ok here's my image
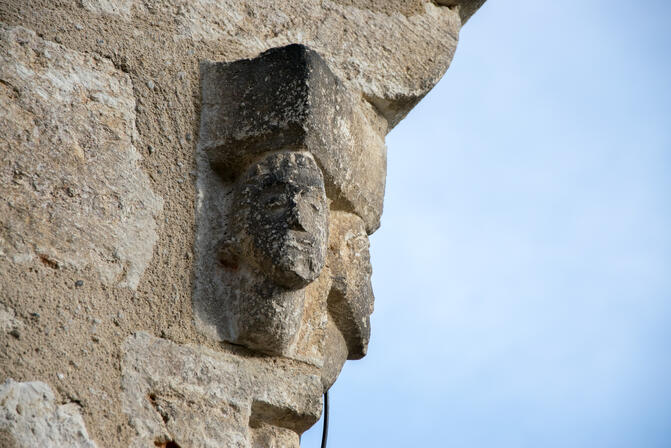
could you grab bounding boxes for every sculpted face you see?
[320,211,375,390]
[327,211,374,359]
[234,151,328,289]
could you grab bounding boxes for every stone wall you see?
[0,1,485,446]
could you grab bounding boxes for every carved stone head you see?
[231,151,329,289]
[327,211,374,360]
[196,45,381,369]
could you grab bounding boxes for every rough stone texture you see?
[0,304,23,338]
[286,271,332,370]
[215,151,329,355]
[327,211,374,360]
[199,45,386,233]
[79,0,134,18]
[174,0,462,127]
[230,151,329,290]
[0,25,163,289]
[121,332,321,448]
[0,379,97,448]
[193,152,327,359]
[0,0,486,445]
[319,319,349,391]
[193,149,331,360]
[436,0,487,24]
[194,47,379,367]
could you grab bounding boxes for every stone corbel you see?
[194,44,384,391]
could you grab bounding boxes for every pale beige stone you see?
[198,46,387,232]
[174,0,461,127]
[249,423,299,448]
[0,303,23,335]
[78,0,136,17]
[121,332,322,448]
[0,380,97,448]
[0,25,163,289]
[286,268,332,369]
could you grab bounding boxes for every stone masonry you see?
[0,1,486,446]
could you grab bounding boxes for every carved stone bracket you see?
[199,44,387,233]
[194,44,381,393]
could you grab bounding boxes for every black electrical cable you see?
[321,391,329,448]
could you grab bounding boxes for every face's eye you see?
[259,185,290,210]
[350,235,369,253]
[265,196,285,208]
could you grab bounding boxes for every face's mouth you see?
[249,227,326,288]
[282,230,318,253]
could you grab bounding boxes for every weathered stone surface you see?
[194,151,329,357]
[0,303,23,337]
[436,0,487,23]
[320,318,348,392]
[230,151,329,290]
[286,268,331,369]
[61,0,472,127]
[249,423,299,448]
[327,211,374,359]
[0,0,487,445]
[79,0,135,17]
[194,48,379,369]
[121,332,322,448]
[0,25,162,289]
[0,379,97,448]
[175,0,462,127]
[200,44,386,232]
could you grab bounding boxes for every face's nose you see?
[287,193,306,232]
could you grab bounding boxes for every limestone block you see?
[229,151,329,290]
[200,44,386,232]
[79,0,136,17]
[0,25,163,289]
[121,333,322,448]
[249,423,299,448]
[0,379,97,448]
[174,0,464,127]
[0,303,23,337]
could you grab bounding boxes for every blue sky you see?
[303,1,671,446]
